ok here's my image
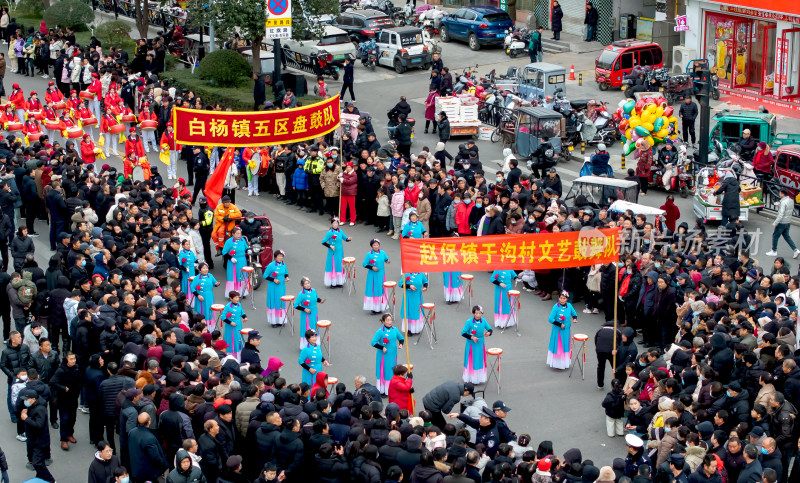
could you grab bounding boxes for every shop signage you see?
[674,15,689,32]
[719,6,800,24]
[776,37,788,94]
[636,17,654,42]
[499,0,507,12]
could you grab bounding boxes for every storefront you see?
[686,0,800,108]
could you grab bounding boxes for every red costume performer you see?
[125,128,145,158]
[80,134,96,164]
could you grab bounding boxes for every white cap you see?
[625,434,644,448]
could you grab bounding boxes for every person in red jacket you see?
[159,122,179,179]
[404,177,422,208]
[1,104,20,127]
[66,90,82,113]
[80,133,96,164]
[76,100,98,142]
[138,103,158,153]
[125,127,145,159]
[100,108,120,157]
[388,364,414,412]
[659,194,681,234]
[44,82,64,108]
[24,118,44,143]
[171,177,191,201]
[752,142,774,179]
[26,91,43,113]
[41,102,58,142]
[340,161,358,225]
[454,194,474,235]
[123,152,139,179]
[8,83,25,122]
[87,72,103,121]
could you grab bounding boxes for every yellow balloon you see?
[646,135,655,146]
[642,122,655,132]
[669,133,678,141]
[625,128,633,140]
[629,117,641,129]
[655,106,665,118]
[646,104,658,114]
[668,116,678,124]
[656,128,669,138]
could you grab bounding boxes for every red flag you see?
[203,147,234,209]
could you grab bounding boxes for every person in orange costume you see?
[80,134,96,164]
[212,195,242,253]
[125,127,145,159]
[123,152,139,179]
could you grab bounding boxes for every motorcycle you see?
[245,237,263,290]
[358,40,378,71]
[479,88,504,125]
[503,28,529,58]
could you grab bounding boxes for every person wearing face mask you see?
[319,154,343,217]
[19,388,56,482]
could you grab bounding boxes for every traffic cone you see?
[569,64,576,80]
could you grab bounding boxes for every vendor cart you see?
[436,95,480,137]
[563,176,639,206]
[692,166,764,222]
[514,106,563,158]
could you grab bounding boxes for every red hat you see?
[214,340,228,350]
[48,81,54,86]
[166,122,173,127]
[129,127,136,133]
[92,73,98,78]
[82,133,89,139]
[537,459,552,472]
[12,83,19,89]
[213,398,233,410]
[30,91,37,95]
[178,177,186,184]
[70,90,77,94]
[346,162,353,167]
[143,102,150,107]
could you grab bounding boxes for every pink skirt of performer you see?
[324,270,346,287]
[547,334,571,369]
[463,346,487,384]
[267,307,286,326]
[402,317,423,334]
[444,286,464,303]
[377,358,390,394]
[363,294,387,312]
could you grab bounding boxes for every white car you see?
[282,26,358,80]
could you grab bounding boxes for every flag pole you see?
[612,261,619,374]
[400,242,413,414]
[338,130,343,221]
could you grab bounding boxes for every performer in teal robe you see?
[222,227,250,297]
[321,218,351,287]
[178,240,197,300]
[443,271,464,303]
[370,313,404,394]
[400,272,428,334]
[547,291,578,370]
[401,212,426,238]
[461,305,493,384]
[192,263,220,326]
[265,250,289,327]
[490,270,517,328]
[298,329,329,386]
[294,277,325,349]
[221,291,247,359]
[363,238,390,313]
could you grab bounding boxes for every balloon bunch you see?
[613,96,679,156]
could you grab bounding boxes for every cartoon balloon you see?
[654,117,664,131]
[619,119,629,132]
[634,125,650,137]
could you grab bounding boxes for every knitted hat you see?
[538,459,552,472]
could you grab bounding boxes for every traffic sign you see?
[266,0,292,38]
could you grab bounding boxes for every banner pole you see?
[338,131,343,221]
[612,262,619,375]
[400,245,414,414]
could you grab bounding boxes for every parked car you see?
[375,26,432,73]
[594,39,663,90]
[440,6,513,51]
[282,26,357,79]
[336,9,396,44]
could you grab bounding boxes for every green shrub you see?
[15,0,45,18]
[94,20,131,49]
[43,0,94,30]
[164,52,178,72]
[195,49,252,88]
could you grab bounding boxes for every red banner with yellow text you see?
[400,228,622,273]
[172,96,341,147]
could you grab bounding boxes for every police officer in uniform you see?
[304,146,325,216]
[192,146,210,202]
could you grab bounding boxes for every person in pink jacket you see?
[340,162,358,225]
[389,183,405,239]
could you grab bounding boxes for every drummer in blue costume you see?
[321,218,351,288]
[370,313,405,394]
[294,277,325,349]
[178,239,197,298]
[221,290,247,360]
[222,226,250,297]
[400,272,428,334]
[490,270,517,328]
[265,250,289,327]
[461,305,493,384]
[363,238,391,314]
[547,291,578,370]
[298,329,329,386]
[192,262,220,326]
[401,210,426,239]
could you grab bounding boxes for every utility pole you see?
[696,68,711,166]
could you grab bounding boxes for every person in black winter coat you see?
[273,417,305,482]
[439,68,453,96]
[1,330,30,421]
[50,351,82,447]
[255,412,283,471]
[396,434,424,481]
[709,334,734,384]
[340,58,355,102]
[314,442,350,483]
[199,419,227,483]
[128,413,169,483]
[20,169,39,234]
[253,73,266,111]
[583,2,598,41]
[161,393,195,467]
[19,389,55,482]
[595,320,621,389]
[88,440,120,483]
[99,362,135,449]
[601,379,626,437]
[551,1,563,40]
[713,172,741,226]
[45,183,68,251]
